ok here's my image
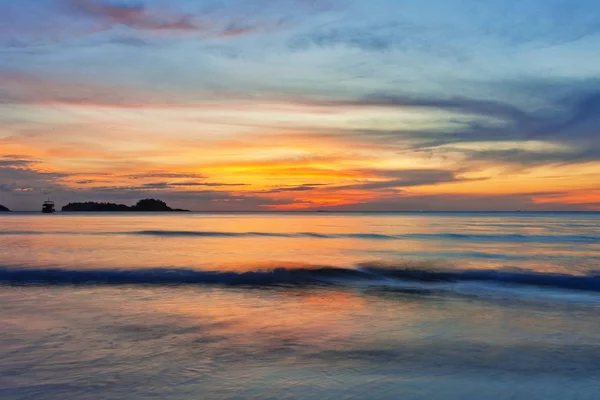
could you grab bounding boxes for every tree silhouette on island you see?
[62,198,189,212]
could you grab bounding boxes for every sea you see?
[1,212,599,400]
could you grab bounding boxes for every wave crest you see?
[1,265,600,293]
[2,230,597,243]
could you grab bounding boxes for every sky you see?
[0,0,599,211]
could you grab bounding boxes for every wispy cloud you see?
[115,181,247,190]
[260,183,328,194]
[126,172,208,180]
[289,21,431,53]
[65,0,201,32]
[330,169,470,191]
[0,0,290,48]
[0,158,37,168]
[284,84,600,169]
[0,156,69,193]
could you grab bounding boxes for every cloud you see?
[107,36,150,46]
[324,191,597,212]
[462,147,600,168]
[247,169,482,210]
[331,169,468,191]
[0,71,166,107]
[290,23,400,52]
[131,181,246,189]
[277,82,600,169]
[357,88,600,148]
[260,183,327,194]
[340,95,532,126]
[0,158,37,168]
[65,0,201,32]
[126,172,207,180]
[288,19,464,61]
[170,181,246,187]
[0,0,281,48]
[218,22,261,38]
[0,156,69,193]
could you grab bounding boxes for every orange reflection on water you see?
[2,213,596,277]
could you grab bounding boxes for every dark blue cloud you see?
[329,169,472,191]
[0,158,69,193]
[300,79,600,166]
[260,184,328,194]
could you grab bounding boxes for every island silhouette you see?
[0,204,9,212]
[62,198,189,212]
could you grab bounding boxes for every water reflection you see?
[1,213,599,274]
[2,213,600,398]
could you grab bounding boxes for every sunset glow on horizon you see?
[1,0,599,211]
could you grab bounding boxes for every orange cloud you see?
[532,189,600,207]
[2,71,599,211]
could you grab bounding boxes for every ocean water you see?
[1,212,600,400]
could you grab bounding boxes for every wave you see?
[134,231,600,243]
[136,230,296,238]
[409,233,600,243]
[1,230,599,243]
[2,265,600,294]
[0,266,356,286]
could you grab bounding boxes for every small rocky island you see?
[62,198,189,212]
[0,204,10,212]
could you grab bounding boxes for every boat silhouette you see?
[42,199,56,214]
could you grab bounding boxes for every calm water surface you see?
[1,212,600,399]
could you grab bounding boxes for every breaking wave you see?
[132,231,600,243]
[2,265,600,294]
[1,230,599,243]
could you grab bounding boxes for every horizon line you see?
[2,210,599,214]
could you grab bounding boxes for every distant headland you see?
[62,198,189,212]
[0,204,9,212]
